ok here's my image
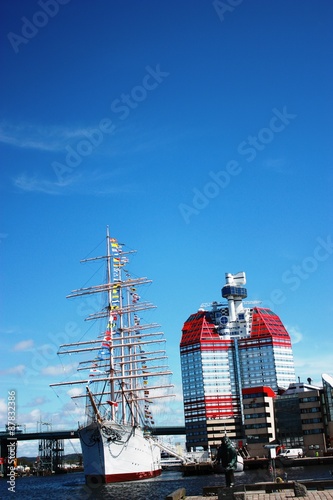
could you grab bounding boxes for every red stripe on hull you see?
[86,468,161,485]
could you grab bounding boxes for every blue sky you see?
[1,0,332,456]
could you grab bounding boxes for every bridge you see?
[0,426,186,441]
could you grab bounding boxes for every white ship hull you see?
[79,421,161,484]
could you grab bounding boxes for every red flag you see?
[106,400,118,407]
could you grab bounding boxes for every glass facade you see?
[322,374,333,422]
[274,395,304,447]
[180,286,296,450]
[322,374,333,449]
[222,285,248,298]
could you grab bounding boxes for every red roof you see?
[242,385,276,398]
[250,308,291,341]
[180,307,292,347]
[180,312,219,346]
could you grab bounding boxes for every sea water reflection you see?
[1,465,332,500]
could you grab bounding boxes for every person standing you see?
[214,435,238,487]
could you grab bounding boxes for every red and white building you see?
[180,272,296,452]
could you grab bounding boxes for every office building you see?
[180,272,296,452]
[274,374,333,457]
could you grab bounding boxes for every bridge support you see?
[36,437,64,473]
[0,437,17,477]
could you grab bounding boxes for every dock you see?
[276,455,333,468]
[182,459,268,476]
[182,493,333,499]
[244,455,333,469]
[181,455,333,475]
[166,480,333,500]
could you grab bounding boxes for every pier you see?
[181,455,333,475]
[166,480,333,499]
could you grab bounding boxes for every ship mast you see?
[105,226,116,420]
[50,228,175,430]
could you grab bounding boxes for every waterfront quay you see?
[182,455,333,475]
[183,493,333,500]
[166,480,333,500]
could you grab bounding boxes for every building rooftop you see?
[282,382,321,395]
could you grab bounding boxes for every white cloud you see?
[0,129,60,152]
[0,121,101,152]
[262,158,292,174]
[0,364,26,375]
[17,440,40,458]
[294,353,333,386]
[24,396,51,408]
[41,363,77,376]
[67,387,84,398]
[28,408,44,422]
[0,398,7,416]
[0,326,22,335]
[286,325,303,344]
[1,120,139,196]
[13,339,34,351]
[12,169,135,196]
[13,173,72,195]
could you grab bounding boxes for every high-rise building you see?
[180,272,296,452]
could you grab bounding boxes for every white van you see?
[278,448,303,458]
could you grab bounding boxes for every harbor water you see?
[1,465,333,500]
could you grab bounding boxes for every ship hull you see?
[79,421,161,484]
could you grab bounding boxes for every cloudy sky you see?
[1,0,332,456]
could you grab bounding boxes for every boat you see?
[160,454,183,471]
[182,455,244,476]
[182,449,244,475]
[50,228,174,484]
[161,446,244,474]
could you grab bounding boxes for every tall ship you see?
[51,228,174,484]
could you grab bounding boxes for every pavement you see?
[187,492,333,499]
